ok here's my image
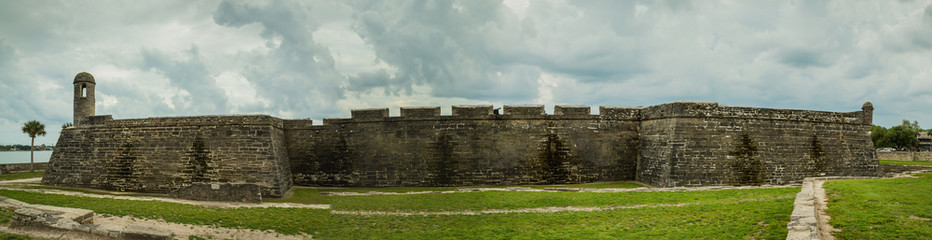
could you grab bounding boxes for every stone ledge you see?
[122,225,174,240]
[2,196,174,240]
[166,183,262,203]
[786,179,818,240]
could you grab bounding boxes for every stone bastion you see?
[43,72,880,198]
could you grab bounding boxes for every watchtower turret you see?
[73,72,95,126]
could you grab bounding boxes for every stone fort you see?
[43,72,880,198]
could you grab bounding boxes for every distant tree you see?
[62,122,73,129]
[884,125,919,150]
[871,125,888,147]
[902,119,921,132]
[21,120,47,172]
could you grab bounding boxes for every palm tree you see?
[21,120,46,172]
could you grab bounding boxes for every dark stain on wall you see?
[429,134,460,186]
[527,126,580,184]
[810,134,826,174]
[316,130,352,186]
[184,136,215,184]
[101,140,139,191]
[729,133,762,185]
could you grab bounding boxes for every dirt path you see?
[0,215,312,240]
[812,180,836,240]
[93,215,312,240]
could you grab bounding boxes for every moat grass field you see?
[878,159,932,166]
[0,171,43,181]
[823,172,932,240]
[0,183,796,239]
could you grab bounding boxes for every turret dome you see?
[74,72,95,84]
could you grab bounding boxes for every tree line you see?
[0,144,53,151]
[871,119,930,151]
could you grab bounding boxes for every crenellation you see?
[401,106,441,118]
[503,105,545,117]
[599,106,642,120]
[282,119,314,129]
[452,105,493,117]
[351,108,389,120]
[554,105,591,116]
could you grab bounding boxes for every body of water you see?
[0,151,52,164]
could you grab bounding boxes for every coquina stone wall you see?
[45,101,879,197]
[286,105,640,187]
[877,152,932,161]
[0,163,49,174]
[286,102,878,188]
[42,115,291,197]
[636,101,878,187]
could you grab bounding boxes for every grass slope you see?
[879,160,932,166]
[0,171,44,181]
[0,186,795,239]
[824,172,932,239]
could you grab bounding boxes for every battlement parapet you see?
[504,105,545,117]
[599,106,642,120]
[351,108,389,120]
[555,105,591,116]
[312,102,870,125]
[453,105,493,117]
[83,115,285,128]
[283,119,314,129]
[401,106,441,118]
[639,101,867,124]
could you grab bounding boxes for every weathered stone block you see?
[504,105,545,116]
[166,183,262,203]
[351,108,389,120]
[401,106,441,118]
[452,105,492,117]
[122,225,174,240]
[554,105,590,116]
[599,106,641,120]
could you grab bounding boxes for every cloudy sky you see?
[1,0,931,145]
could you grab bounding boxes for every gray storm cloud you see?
[1,0,932,145]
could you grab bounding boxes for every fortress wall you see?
[285,106,640,187]
[877,151,932,161]
[637,102,878,187]
[48,99,879,193]
[43,115,291,197]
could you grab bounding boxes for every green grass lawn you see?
[823,172,932,239]
[268,181,645,205]
[0,171,44,181]
[328,187,796,212]
[0,185,795,239]
[879,160,932,166]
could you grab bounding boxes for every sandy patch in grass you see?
[93,215,312,240]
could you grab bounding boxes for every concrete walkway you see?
[785,169,931,240]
